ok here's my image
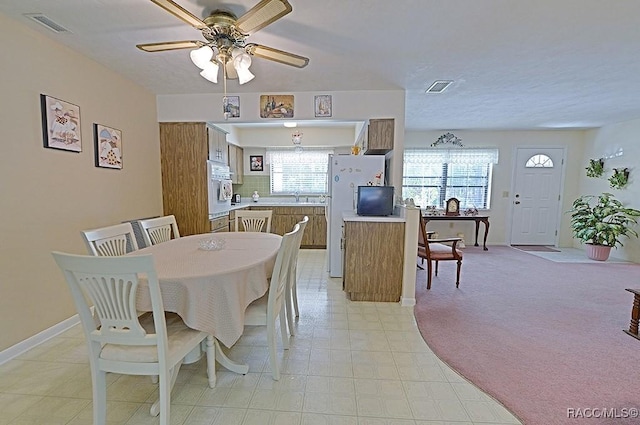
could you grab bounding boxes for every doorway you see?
[510,147,565,245]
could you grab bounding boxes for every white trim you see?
[400,296,416,307]
[0,313,81,366]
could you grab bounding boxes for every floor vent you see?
[24,13,71,33]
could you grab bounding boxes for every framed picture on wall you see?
[223,96,240,118]
[314,94,332,117]
[260,95,294,118]
[40,94,82,152]
[94,124,123,169]
[250,155,264,171]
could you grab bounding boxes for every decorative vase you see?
[252,191,260,202]
[585,244,611,261]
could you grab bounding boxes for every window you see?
[403,148,499,209]
[267,149,334,195]
[525,154,553,168]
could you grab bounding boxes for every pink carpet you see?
[414,246,640,425]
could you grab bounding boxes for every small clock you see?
[445,197,460,216]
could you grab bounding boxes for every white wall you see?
[404,130,587,246]
[0,14,162,352]
[578,121,640,261]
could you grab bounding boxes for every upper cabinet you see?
[228,143,244,184]
[208,125,229,165]
[364,118,394,155]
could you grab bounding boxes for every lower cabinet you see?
[210,214,230,233]
[248,205,326,248]
[343,220,405,302]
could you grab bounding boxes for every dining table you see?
[129,231,282,380]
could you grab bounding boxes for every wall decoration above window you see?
[608,167,629,189]
[585,158,604,178]
[314,95,332,117]
[260,95,294,118]
[431,132,464,147]
[40,94,82,152]
[94,124,122,169]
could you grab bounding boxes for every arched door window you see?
[525,154,553,168]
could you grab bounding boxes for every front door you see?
[510,147,565,245]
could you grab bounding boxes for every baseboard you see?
[400,296,416,307]
[0,313,81,366]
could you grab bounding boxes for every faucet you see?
[294,191,300,202]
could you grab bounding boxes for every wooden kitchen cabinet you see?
[364,118,394,154]
[228,143,244,184]
[159,122,210,236]
[312,207,327,247]
[249,205,326,248]
[343,220,404,301]
[210,214,230,233]
[207,125,228,165]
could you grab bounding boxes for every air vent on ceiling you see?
[24,13,71,33]
[426,80,453,94]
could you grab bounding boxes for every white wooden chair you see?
[286,216,309,337]
[138,215,180,246]
[234,210,273,233]
[243,223,301,380]
[81,222,138,256]
[51,252,215,425]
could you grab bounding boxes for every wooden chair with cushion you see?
[51,252,215,425]
[234,210,272,233]
[243,222,301,380]
[418,216,463,289]
[138,215,180,246]
[81,222,138,256]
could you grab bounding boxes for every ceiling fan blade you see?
[246,44,309,68]
[136,40,204,52]
[235,0,292,35]
[150,0,208,30]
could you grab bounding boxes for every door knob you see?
[514,201,521,204]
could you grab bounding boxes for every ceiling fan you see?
[137,0,309,85]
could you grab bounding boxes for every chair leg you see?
[93,369,107,425]
[435,261,439,276]
[285,277,296,337]
[456,260,462,288]
[292,270,300,319]
[426,260,433,290]
[267,320,280,381]
[280,310,290,350]
[158,367,171,425]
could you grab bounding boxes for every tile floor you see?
[0,250,521,425]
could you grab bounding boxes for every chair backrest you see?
[268,224,301,319]
[81,222,139,256]
[235,210,273,233]
[51,252,168,356]
[138,215,180,246]
[293,216,309,262]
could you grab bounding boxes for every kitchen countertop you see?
[230,200,327,208]
[342,210,405,223]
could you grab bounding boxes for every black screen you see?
[357,186,394,216]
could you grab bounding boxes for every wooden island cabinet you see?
[343,215,405,302]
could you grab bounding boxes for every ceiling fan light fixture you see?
[232,50,255,84]
[190,45,214,69]
[200,61,219,83]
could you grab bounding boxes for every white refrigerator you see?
[326,154,386,277]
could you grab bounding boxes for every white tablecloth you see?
[131,232,282,347]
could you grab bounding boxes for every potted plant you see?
[608,167,629,189]
[586,158,605,178]
[568,192,640,260]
